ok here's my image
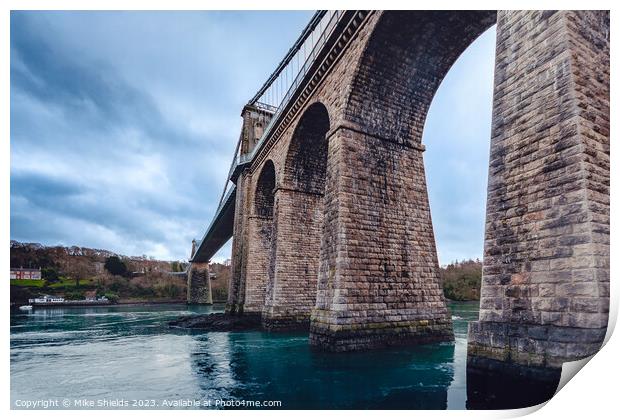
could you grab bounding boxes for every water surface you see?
[11,301,479,409]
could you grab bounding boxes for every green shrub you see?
[440,259,482,301]
[104,256,128,277]
[104,292,120,303]
[65,291,85,300]
[42,267,60,283]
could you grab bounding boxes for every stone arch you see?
[262,102,331,330]
[310,10,610,381]
[242,159,277,316]
[254,160,276,218]
[283,102,330,194]
[344,11,497,145]
[310,11,498,350]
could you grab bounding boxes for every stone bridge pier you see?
[466,10,609,408]
[187,261,212,305]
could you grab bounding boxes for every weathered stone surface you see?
[227,168,250,314]
[305,11,500,350]
[244,160,276,316]
[226,104,273,314]
[467,10,610,376]
[262,103,330,330]
[309,126,455,350]
[187,262,212,304]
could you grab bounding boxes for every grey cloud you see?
[10,10,312,260]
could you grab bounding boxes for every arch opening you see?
[262,102,330,330]
[242,160,277,316]
[346,11,496,146]
[422,25,496,299]
[284,102,330,194]
[254,160,276,218]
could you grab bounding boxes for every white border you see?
[2,1,617,419]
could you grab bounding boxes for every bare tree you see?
[62,259,94,287]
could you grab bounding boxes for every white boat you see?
[19,305,33,311]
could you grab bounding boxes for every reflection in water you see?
[466,357,561,409]
[216,331,454,409]
[11,302,476,409]
[446,302,480,409]
[191,333,236,402]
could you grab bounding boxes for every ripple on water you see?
[11,302,478,409]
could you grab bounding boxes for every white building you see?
[11,267,42,280]
[28,295,65,304]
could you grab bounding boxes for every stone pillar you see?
[227,169,251,314]
[243,214,272,316]
[309,125,453,351]
[187,262,212,304]
[467,10,609,409]
[262,187,323,330]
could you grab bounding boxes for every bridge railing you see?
[249,11,334,108]
[243,10,343,159]
[215,10,344,213]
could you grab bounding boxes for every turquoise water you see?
[10,301,479,409]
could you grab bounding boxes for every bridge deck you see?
[191,186,236,262]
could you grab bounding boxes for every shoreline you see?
[13,299,470,309]
[445,298,480,303]
[12,299,228,309]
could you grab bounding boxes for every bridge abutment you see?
[466,10,609,408]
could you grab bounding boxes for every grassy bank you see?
[10,274,187,305]
[11,278,96,288]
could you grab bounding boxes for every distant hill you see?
[10,240,232,305]
[10,240,180,275]
[10,240,190,304]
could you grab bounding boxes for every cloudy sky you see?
[10,11,496,264]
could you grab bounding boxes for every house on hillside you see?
[10,267,42,280]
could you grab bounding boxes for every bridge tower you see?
[187,239,213,304]
[227,104,274,315]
